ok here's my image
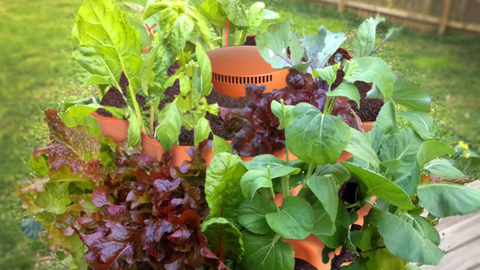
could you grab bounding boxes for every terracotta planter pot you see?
[92,112,129,143]
[207,46,289,98]
[362,121,374,133]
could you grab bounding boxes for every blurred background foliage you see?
[0,0,478,268]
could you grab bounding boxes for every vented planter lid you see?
[207,46,288,98]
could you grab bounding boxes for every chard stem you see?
[150,106,155,138]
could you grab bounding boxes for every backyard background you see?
[0,0,479,269]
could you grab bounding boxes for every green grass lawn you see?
[0,0,478,268]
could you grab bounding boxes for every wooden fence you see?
[311,0,480,34]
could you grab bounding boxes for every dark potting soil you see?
[244,35,256,46]
[327,48,353,66]
[96,86,127,117]
[349,81,384,122]
[294,258,318,270]
[176,91,246,146]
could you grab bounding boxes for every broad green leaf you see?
[63,104,126,124]
[407,215,440,245]
[327,82,361,108]
[155,102,182,151]
[205,153,247,222]
[72,45,120,87]
[263,9,280,20]
[286,103,351,166]
[256,20,310,73]
[373,100,397,135]
[201,217,244,262]
[308,175,339,222]
[316,202,349,248]
[399,111,433,140]
[416,141,455,166]
[364,125,386,152]
[393,161,420,197]
[417,183,480,217]
[35,182,71,215]
[247,2,265,28]
[392,75,431,111]
[372,209,443,265]
[375,248,408,270]
[194,117,211,146]
[75,0,142,89]
[424,159,464,178]
[200,0,226,27]
[351,15,386,58]
[346,127,380,168]
[126,107,140,146]
[304,25,346,68]
[240,170,272,199]
[379,129,424,174]
[238,195,277,234]
[345,57,394,102]
[241,231,295,270]
[244,155,300,179]
[217,0,248,27]
[195,45,213,97]
[313,66,336,86]
[29,154,49,177]
[381,160,403,179]
[213,135,232,155]
[140,46,159,96]
[311,200,335,236]
[312,163,351,186]
[266,196,314,239]
[21,217,44,240]
[342,162,415,209]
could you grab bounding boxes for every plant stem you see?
[281,175,290,198]
[324,96,331,114]
[326,97,338,115]
[358,245,386,255]
[128,84,146,134]
[149,106,155,138]
[96,85,104,100]
[305,164,315,182]
[270,186,280,211]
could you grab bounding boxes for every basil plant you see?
[63,0,219,150]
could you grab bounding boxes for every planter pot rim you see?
[92,111,127,123]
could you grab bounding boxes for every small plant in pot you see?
[64,0,227,166]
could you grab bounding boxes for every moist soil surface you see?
[243,35,256,46]
[294,258,318,270]
[350,81,383,122]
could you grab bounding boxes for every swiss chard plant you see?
[64,0,220,150]
[199,0,279,47]
[16,110,228,269]
[203,98,480,270]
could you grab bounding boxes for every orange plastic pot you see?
[92,112,129,144]
[362,121,374,133]
[207,46,289,98]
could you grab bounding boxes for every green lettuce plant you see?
[64,0,220,151]
[199,0,279,47]
[202,97,480,269]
